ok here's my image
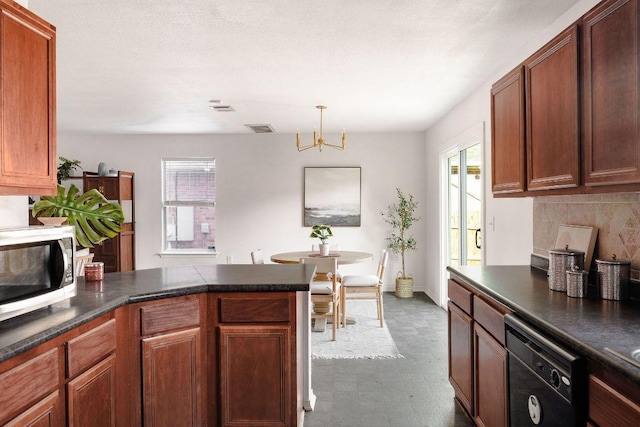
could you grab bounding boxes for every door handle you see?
[475,228,481,249]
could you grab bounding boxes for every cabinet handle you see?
[98,185,104,193]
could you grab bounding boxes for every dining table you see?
[271,250,374,332]
[270,250,373,265]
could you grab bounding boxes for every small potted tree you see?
[309,224,333,256]
[382,188,420,298]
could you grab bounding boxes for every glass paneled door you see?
[447,144,482,268]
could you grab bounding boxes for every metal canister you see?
[596,254,630,301]
[566,265,589,298]
[548,245,585,292]
[84,262,104,281]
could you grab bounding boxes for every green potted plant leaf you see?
[32,184,124,248]
[309,224,333,256]
[382,188,420,298]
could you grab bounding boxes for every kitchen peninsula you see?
[0,264,314,427]
[448,265,640,427]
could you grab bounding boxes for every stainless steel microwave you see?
[0,225,76,321]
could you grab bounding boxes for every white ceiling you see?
[28,0,581,135]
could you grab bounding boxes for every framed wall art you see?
[304,167,361,226]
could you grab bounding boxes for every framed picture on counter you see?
[304,167,361,227]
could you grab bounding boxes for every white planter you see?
[319,243,330,256]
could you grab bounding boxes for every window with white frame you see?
[162,158,216,253]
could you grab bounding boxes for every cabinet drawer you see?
[589,374,640,427]
[66,319,116,378]
[219,296,291,323]
[0,348,59,423]
[140,297,200,335]
[473,296,507,345]
[448,279,473,315]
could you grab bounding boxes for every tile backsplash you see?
[533,192,640,279]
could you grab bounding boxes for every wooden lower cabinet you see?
[0,348,62,427]
[0,291,302,427]
[447,301,473,414]
[589,372,640,427]
[142,328,203,426]
[67,355,116,427]
[218,325,292,427]
[210,292,298,427]
[130,294,206,427]
[447,277,509,427]
[0,313,121,427]
[5,391,61,427]
[473,324,507,427]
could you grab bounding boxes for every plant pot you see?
[395,275,414,298]
[319,243,331,256]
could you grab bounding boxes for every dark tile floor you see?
[304,292,475,427]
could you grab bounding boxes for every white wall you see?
[57,131,427,292]
[422,0,602,304]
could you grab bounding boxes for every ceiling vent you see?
[245,124,275,134]
[211,105,235,112]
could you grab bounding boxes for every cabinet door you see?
[473,323,508,427]
[0,4,56,196]
[0,348,59,425]
[525,25,580,190]
[589,374,640,427]
[93,237,119,273]
[67,355,116,427]
[84,177,118,200]
[142,328,202,427]
[447,301,473,415]
[118,230,134,272]
[491,66,526,194]
[218,325,292,427]
[583,0,640,186]
[4,392,60,427]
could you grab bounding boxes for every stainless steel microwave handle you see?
[57,239,70,285]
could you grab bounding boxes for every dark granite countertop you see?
[448,265,640,386]
[0,264,313,363]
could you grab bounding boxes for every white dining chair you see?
[301,256,342,340]
[340,249,388,327]
[311,243,342,281]
[250,249,264,264]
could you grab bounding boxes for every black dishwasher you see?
[505,314,587,426]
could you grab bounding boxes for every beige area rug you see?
[310,299,404,359]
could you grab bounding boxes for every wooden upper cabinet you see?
[491,66,526,194]
[525,25,580,191]
[583,0,640,186]
[0,2,56,196]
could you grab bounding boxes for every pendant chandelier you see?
[296,105,346,152]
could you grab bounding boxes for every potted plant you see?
[57,157,82,184]
[382,188,420,298]
[310,224,333,256]
[32,184,124,248]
